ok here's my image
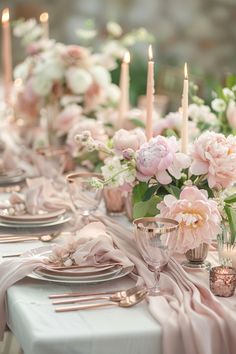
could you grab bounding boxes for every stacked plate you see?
[0,209,71,229]
[0,169,26,186]
[24,246,134,284]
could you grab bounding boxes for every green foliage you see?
[224,205,236,245]
[133,196,160,219]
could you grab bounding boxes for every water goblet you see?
[66,172,103,226]
[133,217,179,296]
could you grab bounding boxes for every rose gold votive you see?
[210,266,236,297]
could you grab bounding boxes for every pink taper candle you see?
[145,45,154,141]
[118,50,130,128]
[40,12,49,39]
[181,63,189,154]
[2,8,12,104]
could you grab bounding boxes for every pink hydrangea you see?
[190,131,236,189]
[113,128,146,153]
[157,186,221,253]
[136,136,190,184]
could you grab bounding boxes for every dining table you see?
[1,229,163,354]
[1,213,235,354]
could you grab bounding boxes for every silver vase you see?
[183,243,211,270]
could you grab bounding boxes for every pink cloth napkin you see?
[25,177,73,213]
[0,222,133,339]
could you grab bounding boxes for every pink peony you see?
[136,136,190,184]
[190,131,236,189]
[113,128,146,153]
[55,104,82,136]
[226,101,236,129]
[157,186,221,253]
[153,112,181,136]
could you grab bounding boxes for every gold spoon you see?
[52,286,145,305]
[0,232,60,243]
[55,290,147,312]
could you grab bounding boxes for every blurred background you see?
[1,0,236,109]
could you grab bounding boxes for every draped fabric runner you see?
[0,182,236,354]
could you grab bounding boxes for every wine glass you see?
[66,172,103,226]
[133,217,179,296]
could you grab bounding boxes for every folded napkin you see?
[0,222,133,339]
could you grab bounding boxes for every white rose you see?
[31,74,53,96]
[90,66,111,88]
[222,88,235,100]
[211,98,226,113]
[105,84,120,103]
[106,22,123,37]
[66,67,92,94]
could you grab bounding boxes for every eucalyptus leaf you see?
[130,118,146,128]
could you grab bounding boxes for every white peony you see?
[14,59,32,80]
[90,66,111,88]
[105,84,120,103]
[31,75,53,96]
[66,67,92,94]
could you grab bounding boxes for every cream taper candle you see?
[2,8,12,104]
[40,12,49,39]
[118,50,130,128]
[145,45,154,141]
[181,63,189,154]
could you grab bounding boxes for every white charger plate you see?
[0,209,66,223]
[29,265,133,284]
[0,213,71,229]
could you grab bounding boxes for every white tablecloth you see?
[1,232,235,354]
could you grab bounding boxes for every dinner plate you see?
[29,265,133,284]
[22,245,133,284]
[34,264,122,280]
[0,209,66,224]
[0,169,26,185]
[0,213,71,229]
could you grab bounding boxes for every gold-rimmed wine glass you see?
[133,217,179,296]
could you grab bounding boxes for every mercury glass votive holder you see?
[209,266,236,297]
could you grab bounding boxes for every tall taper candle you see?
[118,50,130,128]
[40,12,49,39]
[181,63,189,154]
[145,45,154,141]
[2,8,12,104]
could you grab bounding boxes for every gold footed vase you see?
[183,243,211,270]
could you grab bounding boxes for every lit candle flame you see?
[2,8,9,23]
[148,45,153,61]
[40,12,49,23]
[123,51,130,64]
[184,62,188,80]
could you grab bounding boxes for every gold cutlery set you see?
[49,286,148,312]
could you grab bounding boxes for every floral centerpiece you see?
[77,128,236,259]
